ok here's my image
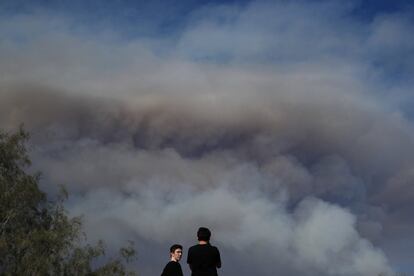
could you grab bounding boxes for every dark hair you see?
[170,244,183,253]
[197,227,211,242]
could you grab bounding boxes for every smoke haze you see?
[1,1,414,275]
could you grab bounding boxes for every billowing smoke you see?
[2,0,414,275]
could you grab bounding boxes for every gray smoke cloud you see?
[2,1,414,275]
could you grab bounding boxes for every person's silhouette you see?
[187,227,221,276]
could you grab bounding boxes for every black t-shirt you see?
[187,244,221,276]
[161,261,183,276]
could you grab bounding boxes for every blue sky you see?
[1,1,414,275]
[1,0,413,36]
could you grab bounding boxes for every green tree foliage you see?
[0,128,136,275]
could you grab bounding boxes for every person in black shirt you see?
[161,244,184,276]
[187,227,221,276]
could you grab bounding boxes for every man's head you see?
[197,227,211,242]
[169,244,183,262]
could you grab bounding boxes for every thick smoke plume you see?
[2,1,414,275]
[1,84,406,275]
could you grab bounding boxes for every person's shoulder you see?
[165,261,181,269]
[166,260,179,266]
[165,261,174,267]
[173,260,181,265]
[188,244,199,250]
[162,261,182,276]
[209,244,220,252]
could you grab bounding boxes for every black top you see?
[161,261,183,276]
[187,244,221,276]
